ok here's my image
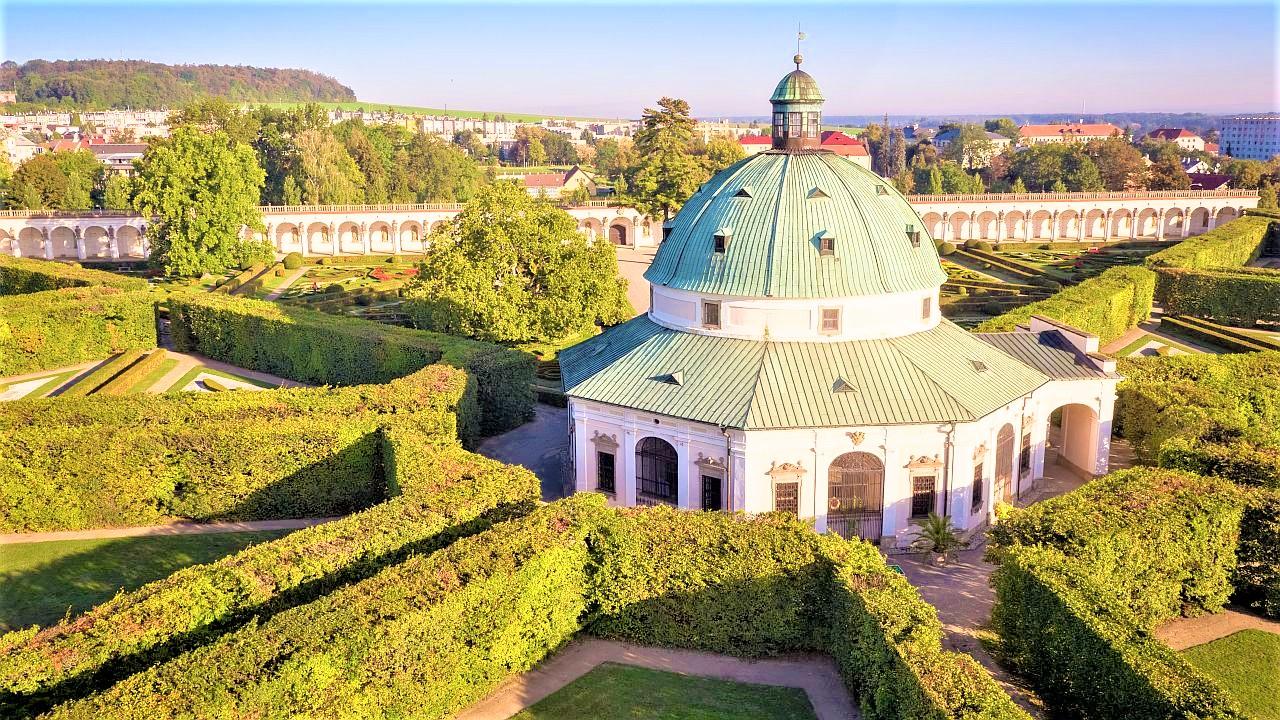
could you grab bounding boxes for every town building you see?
[1018,122,1122,145]
[819,130,871,168]
[1145,128,1206,153]
[90,143,147,176]
[1219,113,1280,161]
[1,129,41,165]
[1188,173,1232,190]
[739,134,772,156]
[932,129,1012,168]
[512,165,597,199]
[560,59,1120,548]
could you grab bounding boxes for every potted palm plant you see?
[912,513,966,566]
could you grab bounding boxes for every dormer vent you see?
[832,377,857,394]
[734,187,754,198]
[713,228,732,254]
[808,187,830,199]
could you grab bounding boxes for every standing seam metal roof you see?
[560,316,1051,430]
[644,151,946,299]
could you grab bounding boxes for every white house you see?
[1146,128,1206,153]
[560,59,1121,549]
[1019,122,1123,146]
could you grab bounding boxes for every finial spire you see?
[795,27,806,69]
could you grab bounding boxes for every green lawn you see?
[511,662,817,720]
[0,531,292,631]
[168,365,279,392]
[130,357,179,393]
[1182,630,1280,720]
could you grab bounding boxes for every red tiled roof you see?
[48,139,90,152]
[1205,142,1220,153]
[1019,123,1122,138]
[522,172,567,188]
[1187,173,1231,190]
[739,135,771,145]
[89,143,148,155]
[1146,128,1197,141]
[820,130,868,157]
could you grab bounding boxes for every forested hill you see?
[0,59,357,110]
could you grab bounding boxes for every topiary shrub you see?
[938,241,956,256]
[282,252,304,270]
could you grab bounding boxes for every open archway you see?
[608,219,631,246]
[117,226,144,257]
[826,452,884,542]
[17,227,44,257]
[1047,403,1100,479]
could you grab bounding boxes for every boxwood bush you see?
[167,293,534,442]
[0,365,466,532]
[975,266,1156,343]
[0,425,539,716]
[1145,216,1279,326]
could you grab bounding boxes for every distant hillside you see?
[0,59,356,110]
[259,100,610,123]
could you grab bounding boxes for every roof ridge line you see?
[819,152,891,294]
[762,154,789,297]
[740,339,776,429]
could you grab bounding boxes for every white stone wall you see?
[568,372,1117,548]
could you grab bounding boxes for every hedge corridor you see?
[1146,216,1280,326]
[988,467,1280,720]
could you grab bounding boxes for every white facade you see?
[1220,113,1280,161]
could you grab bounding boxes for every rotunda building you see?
[560,60,1120,547]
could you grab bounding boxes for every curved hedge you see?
[0,365,466,532]
[975,266,1156,343]
[167,293,534,443]
[0,427,539,716]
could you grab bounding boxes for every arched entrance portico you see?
[1047,403,1100,478]
[826,451,884,542]
[636,437,677,506]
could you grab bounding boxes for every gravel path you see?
[0,517,339,545]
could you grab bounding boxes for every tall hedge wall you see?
[974,266,1156,343]
[1116,351,1280,488]
[587,507,1029,720]
[0,427,539,716]
[39,498,602,720]
[166,293,534,442]
[992,546,1247,720]
[1145,215,1271,270]
[0,287,156,377]
[989,468,1246,627]
[1145,216,1279,326]
[0,256,147,294]
[0,365,466,532]
[989,468,1272,719]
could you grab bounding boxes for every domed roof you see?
[771,69,823,103]
[644,152,945,299]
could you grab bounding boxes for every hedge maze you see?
[1146,215,1280,326]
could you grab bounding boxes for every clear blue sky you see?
[3,1,1276,117]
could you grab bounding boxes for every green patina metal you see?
[644,152,946,299]
[561,316,1049,430]
[770,69,824,104]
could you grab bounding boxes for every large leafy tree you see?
[1147,154,1191,190]
[403,182,633,344]
[1061,147,1104,191]
[1008,144,1067,191]
[7,153,70,209]
[984,117,1021,141]
[941,124,995,171]
[703,136,745,175]
[289,128,365,205]
[1084,138,1147,190]
[629,97,703,220]
[132,127,270,276]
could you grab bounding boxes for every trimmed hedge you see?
[57,350,148,397]
[1237,491,1280,618]
[0,365,466,532]
[992,546,1246,720]
[39,497,601,720]
[1116,351,1280,487]
[93,350,168,396]
[0,256,146,294]
[587,507,1029,720]
[1146,216,1271,270]
[210,262,265,295]
[167,293,534,442]
[1156,266,1280,325]
[0,287,156,377]
[989,468,1246,627]
[1160,315,1275,353]
[975,266,1156,343]
[0,426,539,715]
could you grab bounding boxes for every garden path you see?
[454,638,859,720]
[1156,607,1280,651]
[263,265,310,301]
[0,517,338,545]
[476,403,570,501]
[146,351,305,393]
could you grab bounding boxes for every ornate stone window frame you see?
[767,460,806,515]
[906,454,944,521]
[591,431,620,495]
[695,453,728,512]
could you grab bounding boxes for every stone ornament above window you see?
[767,461,806,481]
[695,453,727,472]
[590,431,619,451]
[846,431,865,446]
[906,454,944,470]
[973,443,988,461]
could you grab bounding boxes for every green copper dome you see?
[644,152,945,299]
[771,69,823,103]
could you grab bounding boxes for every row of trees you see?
[0,150,132,211]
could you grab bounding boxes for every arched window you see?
[827,452,884,542]
[995,424,1015,504]
[636,437,677,506]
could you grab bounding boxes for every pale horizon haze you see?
[3,1,1277,118]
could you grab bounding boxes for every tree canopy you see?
[403,182,633,344]
[131,127,271,276]
[629,97,703,220]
